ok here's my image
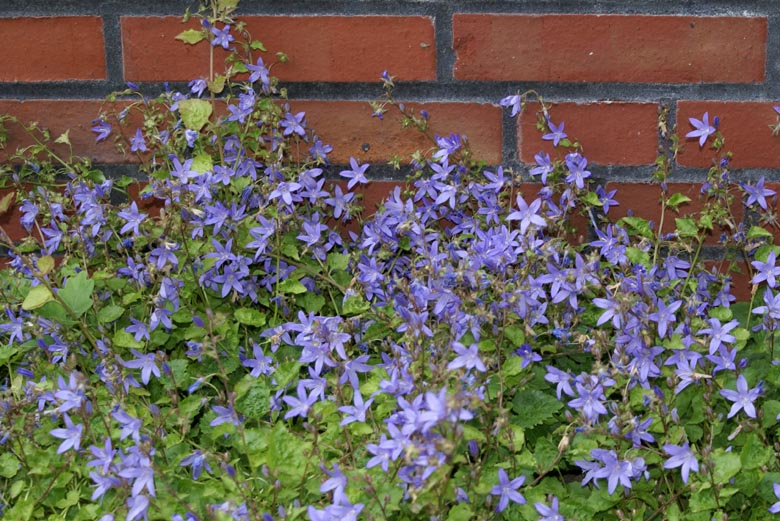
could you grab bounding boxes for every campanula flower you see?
[686,112,716,147]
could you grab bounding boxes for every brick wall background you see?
[1,0,779,297]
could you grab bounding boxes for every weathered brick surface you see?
[677,101,780,168]
[0,17,106,81]
[606,182,744,246]
[0,100,129,164]
[453,14,766,83]
[122,16,436,82]
[519,102,659,165]
[289,101,503,165]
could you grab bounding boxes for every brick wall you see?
[1,0,778,297]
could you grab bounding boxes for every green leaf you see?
[502,356,524,377]
[747,225,774,240]
[0,344,18,364]
[666,193,692,209]
[447,503,473,521]
[235,378,270,419]
[234,308,267,327]
[176,28,206,45]
[582,191,603,207]
[741,433,772,470]
[620,216,654,239]
[297,292,325,313]
[711,450,741,484]
[55,489,80,509]
[250,40,267,51]
[763,399,780,429]
[5,497,33,520]
[37,301,74,326]
[8,479,24,499]
[0,191,15,215]
[98,304,125,323]
[0,452,19,478]
[178,99,213,131]
[511,389,563,428]
[327,252,350,272]
[54,129,71,145]
[343,295,370,315]
[22,284,54,310]
[689,488,717,512]
[626,246,650,266]
[58,271,94,318]
[675,217,698,238]
[462,424,487,443]
[37,255,55,274]
[209,75,226,94]
[266,423,312,481]
[504,325,525,347]
[113,329,142,349]
[278,279,307,294]
[274,362,301,389]
[218,0,240,11]
[709,307,732,322]
[191,153,213,173]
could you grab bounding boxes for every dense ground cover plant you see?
[2,1,780,519]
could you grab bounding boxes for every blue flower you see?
[490,468,526,513]
[447,342,486,372]
[180,450,212,480]
[663,442,699,483]
[91,118,112,142]
[50,413,83,454]
[719,374,762,419]
[499,94,522,117]
[535,496,563,521]
[686,112,716,147]
[542,120,567,147]
[770,483,780,514]
[210,24,234,49]
[742,177,775,210]
[339,157,370,190]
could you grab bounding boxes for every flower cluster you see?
[1,2,780,520]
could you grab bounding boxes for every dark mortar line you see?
[91,161,780,185]
[501,107,519,166]
[1,81,776,104]
[102,14,125,87]
[433,3,454,82]
[0,0,776,16]
[765,14,780,97]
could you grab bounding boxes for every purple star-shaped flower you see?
[499,94,522,117]
[542,120,567,147]
[210,24,234,49]
[770,483,780,514]
[535,496,563,521]
[50,413,83,454]
[490,468,526,513]
[663,442,699,483]
[339,157,370,190]
[686,112,716,147]
[720,374,762,419]
[742,177,775,210]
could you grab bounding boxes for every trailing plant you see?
[2,1,780,520]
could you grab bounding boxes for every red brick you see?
[122,16,436,82]
[677,101,780,168]
[453,14,766,83]
[606,182,744,246]
[0,100,133,164]
[704,261,752,303]
[289,101,502,165]
[519,102,658,165]
[0,17,106,81]
[0,188,25,243]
